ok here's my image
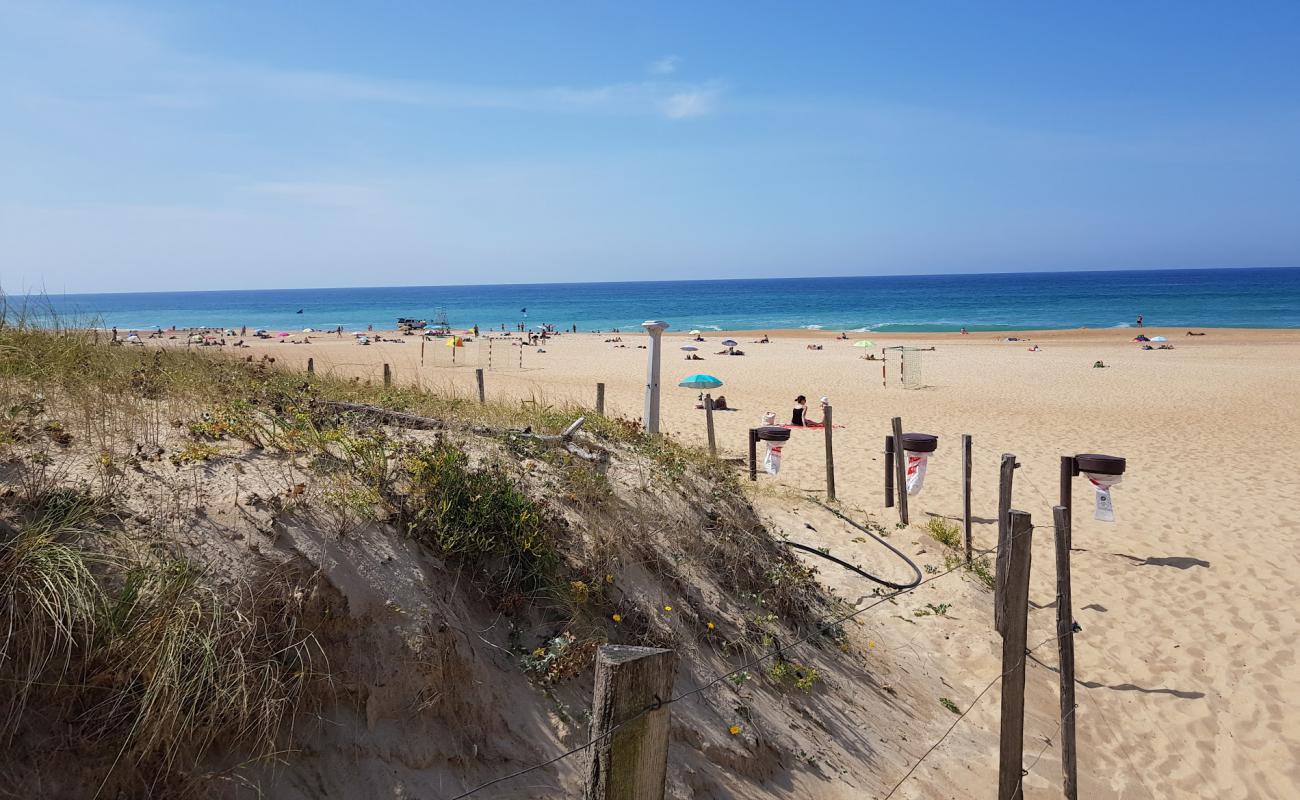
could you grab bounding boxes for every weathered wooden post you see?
[998,509,1033,800]
[884,435,895,508]
[475,368,485,404]
[748,428,758,481]
[596,382,606,415]
[383,363,392,387]
[420,337,425,366]
[583,645,676,800]
[962,434,973,565]
[823,406,836,501]
[307,357,314,374]
[994,453,1017,634]
[890,417,908,524]
[1053,504,1079,800]
[704,394,717,457]
[641,320,668,433]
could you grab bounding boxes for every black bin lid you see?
[756,426,792,442]
[900,433,938,453]
[1075,453,1125,475]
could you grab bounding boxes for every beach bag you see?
[1084,473,1122,522]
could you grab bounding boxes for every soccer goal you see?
[883,346,925,389]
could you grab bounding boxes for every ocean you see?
[17,267,1300,333]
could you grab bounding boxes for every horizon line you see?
[5,264,1297,299]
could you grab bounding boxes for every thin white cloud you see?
[649,55,681,76]
[660,84,722,119]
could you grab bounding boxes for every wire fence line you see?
[881,631,1068,800]
[448,522,1041,799]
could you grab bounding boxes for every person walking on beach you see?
[1137,314,1144,328]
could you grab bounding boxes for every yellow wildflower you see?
[611,613,622,623]
[729,725,741,735]
[663,605,673,612]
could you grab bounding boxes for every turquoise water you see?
[19,267,1300,332]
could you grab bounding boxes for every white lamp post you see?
[641,320,669,433]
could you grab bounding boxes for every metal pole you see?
[641,320,668,434]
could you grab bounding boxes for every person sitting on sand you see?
[792,395,814,427]
[1093,360,1107,368]
[837,332,848,340]
[712,395,728,411]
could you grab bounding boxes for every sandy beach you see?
[153,325,1299,798]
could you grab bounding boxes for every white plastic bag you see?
[764,442,783,475]
[1084,472,1122,522]
[905,450,931,495]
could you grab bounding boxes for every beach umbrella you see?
[853,339,875,348]
[721,339,738,347]
[303,328,313,333]
[678,374,723,389]
[680,345,699,352]
[688,329,701,336]
[1151,335,1167,342]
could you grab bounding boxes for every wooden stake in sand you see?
[962,434,973,565]
[583,645,675,800]
[596,382,606,415]
[1053,504,1079,800]
[475,368,485,404]
[420,337,425,366]
[884,435,895,508]
[891,416,908,525]
[704,394,717,457]
[823,405,836,501]
[383,363,392,387]
[748,428,758,481]
[307,357,314,374]
[998,509,1033,800]
[994,452,1017,634]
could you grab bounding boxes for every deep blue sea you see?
[18,268,1300,332]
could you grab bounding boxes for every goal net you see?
[900,348,923,389]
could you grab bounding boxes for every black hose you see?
[782,500,922,591]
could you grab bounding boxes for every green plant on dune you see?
[926,517,962,550]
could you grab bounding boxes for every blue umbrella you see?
[678,374,723,389]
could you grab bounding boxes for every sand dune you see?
[174,326,1300,798]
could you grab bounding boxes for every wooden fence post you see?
[994,453,1017,634]
[704,394,716,457]
[583,645,676,800]
[420,337,425,366]
[998,509,1033,800]
[383,363,392,386]
[596,382,606,415]
[475,368,485,404]
[748,428,758,481]
[884,435,895,508]
[891,416,908,525]
[823,406,836,501]
[962,434,973,565]
[306,357,314,374]
[1053,504,1079,800]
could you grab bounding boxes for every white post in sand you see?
[641,320,669,434]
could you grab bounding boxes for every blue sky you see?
[2,1,1298,294]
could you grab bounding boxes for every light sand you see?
[168,325,1300,798]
